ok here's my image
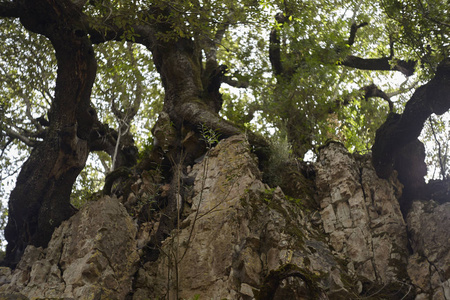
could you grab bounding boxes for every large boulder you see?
[1,196,139,299]
[133,137,411,299]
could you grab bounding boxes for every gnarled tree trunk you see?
[372,59,450,213]
[4,0,97,267]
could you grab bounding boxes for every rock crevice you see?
[0,136,448,299]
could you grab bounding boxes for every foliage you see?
[261,135,293,186]
[215,0,427,158]
[0,0,449,227]
[199,123,221,149]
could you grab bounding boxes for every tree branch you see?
[342,21,416,76]
[347,22,368,46]
[269,13,287,77]
[222,75,249,88]
[126,41,142,119]
[175,101,268,149]
[87,16,157,48]
[340,55,416,76]
[4,127,37,147]
[362,83,393,112]
[372,58,450,178]
[386,78,420,98]
[270,16,416,77]
[269,26,284,76]
[85,5,162,49]
[21,93,44,132]
[89,120,137,170]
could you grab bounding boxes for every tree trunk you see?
[372,59,450,213]
[3,0,97,267]
[136,14,269,260]
[147,36,251,163]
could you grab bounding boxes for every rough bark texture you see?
[373,60,450,179]
[3,0,97,267]
[3,137,448,299]
[372,59,450,213]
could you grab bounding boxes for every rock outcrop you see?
[1,196,139,299]
[316,142,410,291]
[1,136,449,299]
[407,200,450,299]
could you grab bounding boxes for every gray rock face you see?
[407,201,450,299]
[1,137,448,299]
[133,135,335,299]
[1,196,139,299]
[316,142,409,285]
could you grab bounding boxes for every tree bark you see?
[372,59,450,212]
[340,55,416,76]
[3,0,97,267]
[116,7,269,260]
[372,59,450,179]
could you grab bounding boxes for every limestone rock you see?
[134,136,344,299]
[2,136,448,300]
[316,142,408,287]
[407,201,450,298]
[1,196,139,299]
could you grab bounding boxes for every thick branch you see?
[372,59,450,179]
[88,19,157,48]
[0,1,19,17]
[86,5,163,49]
[175,101,268,149]
[343,21,416,76]
[340,55,416,76]
[269,13,289,77]
[269,27,283,76]
[347,22,368,46]
[362,83,393,112]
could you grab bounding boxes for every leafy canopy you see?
[1,0,449,210]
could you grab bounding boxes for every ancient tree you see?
[0,0,449,267]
